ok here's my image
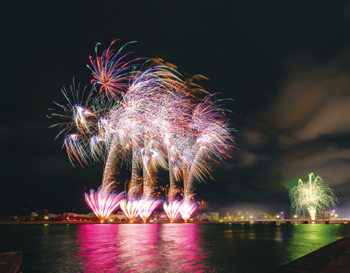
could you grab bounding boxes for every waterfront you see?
[0,223,349,272]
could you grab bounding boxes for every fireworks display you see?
[290,173,339,221]
[163,200,182,223]
[49,40,235,223]
[180,200,198,223]
[84,183,124,223]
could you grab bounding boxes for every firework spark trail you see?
[290,173,339,220]
[140,141,153,198]
[90,134,105,162]
[182,96,234,199]
[101,137,121,187]
[112,66,195,220]
[156,97,192,201]
[139,139,167,199]
[64,134,90,167]
[48,81,118,167]
[84,183,124,223]
[48,80,94,138]
[107,65,193,195]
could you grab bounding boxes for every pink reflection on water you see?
[77,224,123,272]
[160,224,208,272]
[76,224,209,272]
[117,224,162,271]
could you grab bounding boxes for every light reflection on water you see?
[0,223,349,272]
[76,224,208,272]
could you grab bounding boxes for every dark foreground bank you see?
[272,235,350,272]
[0,251,22,273]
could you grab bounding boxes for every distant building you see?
[31,212,38,220]
[244,212,251,220]
[256,212,272,220]
[63,213,95,221]
[110,211,127,221]
[330,210,338,220]
[197,213,208,220]
[330,210,336,218]
[86,212,96,218]
[208,213,219,222]
[320,210,332,220]
[256,212,264,220]
[197,212,219,222]
[279,212,284,220]
[324,211,331,219]
[219,214,234,222]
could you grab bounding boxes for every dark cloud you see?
[227,50,350,217]
[269,52,350,142]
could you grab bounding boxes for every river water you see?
[0,223,349,272]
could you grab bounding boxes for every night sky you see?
[2,1,350,218]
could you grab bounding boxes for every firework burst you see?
[48,80,118,167]
[137,197,161,223]
[87,40,143,99]
[180,200,197,223]
[120,199,140,223]
[290,173,339,220]
[50,40,236,224]
[163,200,182,223]
[84,183,124,223]
[181,95,235,201]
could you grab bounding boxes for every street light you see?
[294,215,297,218]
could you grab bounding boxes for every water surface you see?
[0,223,348,272]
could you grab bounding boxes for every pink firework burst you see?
[180,200,197,223]
[137,197,161,223]
[84,183,124,223]
[163,200,182,223]
[120,199,140,223]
